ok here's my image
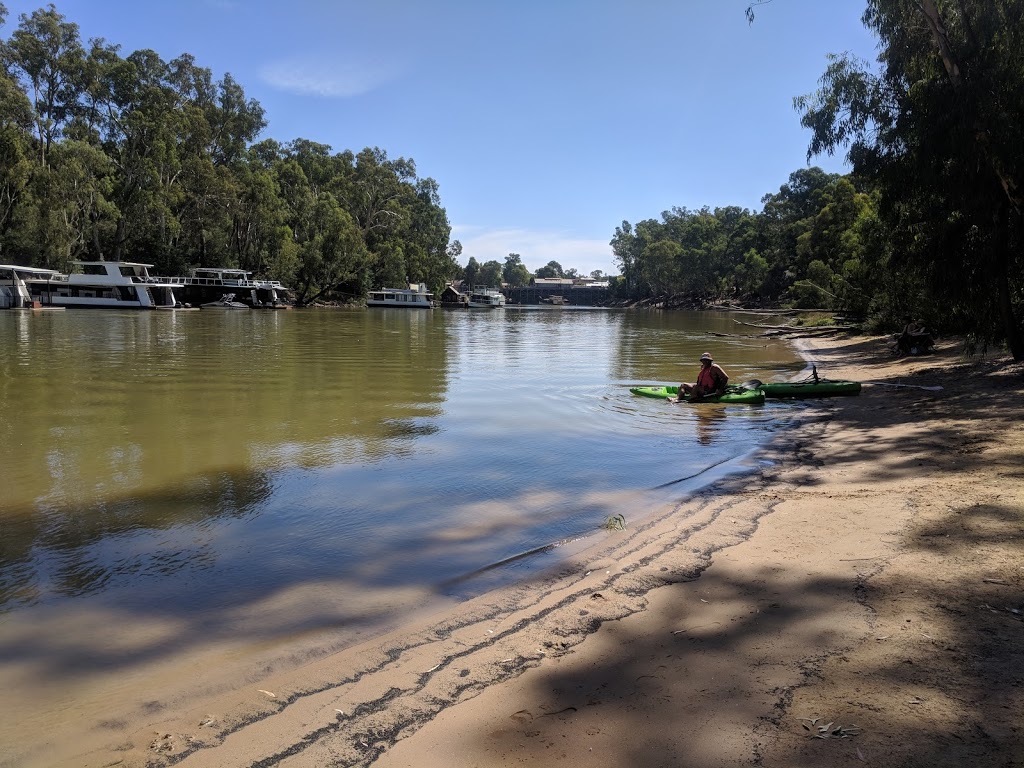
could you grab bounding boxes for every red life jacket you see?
[697,365,720,390]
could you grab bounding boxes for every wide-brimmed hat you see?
[699,352,713,362]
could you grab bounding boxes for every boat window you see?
[81,264,106,275]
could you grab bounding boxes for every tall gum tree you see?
[780,0,1024,358]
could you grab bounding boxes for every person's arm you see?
[716,366,729,395]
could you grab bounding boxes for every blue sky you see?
[2,0,878,276]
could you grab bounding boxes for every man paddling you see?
[672,352,729,402]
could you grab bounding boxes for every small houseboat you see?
[366,284,434,308]
[467,288,507,308]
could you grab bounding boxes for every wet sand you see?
[7,334,1023,767]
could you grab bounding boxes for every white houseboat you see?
[467,288,507,308]
[366,284,434,308]
[24,261,181,309]
[0,264,63,308]
[164,267,290,308]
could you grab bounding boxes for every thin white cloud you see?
[453,226,618,277]
[260,55,402,98]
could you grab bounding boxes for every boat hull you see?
[366,300,433,308]
[629,386,765,404]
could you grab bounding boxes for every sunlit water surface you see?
[0,307,806,677]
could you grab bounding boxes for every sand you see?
[13,334,1024,767]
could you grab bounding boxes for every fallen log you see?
[737,319,860,331]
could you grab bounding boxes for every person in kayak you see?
[673,352,729,401]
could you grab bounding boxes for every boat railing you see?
[163,275,286,289]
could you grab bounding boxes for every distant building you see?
[532,277,575,288]
[440,283,469,307]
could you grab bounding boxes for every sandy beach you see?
[16,333,1024,768]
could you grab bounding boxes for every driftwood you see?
[757,329,856,340]
[736,319,860,331]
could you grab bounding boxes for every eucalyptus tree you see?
[89,47,184,263]
[5,4,85,168]
[463,254,480,286]
[2,5,112,267]
[290,195,366,304]
[399,176,455,291]
[477,259,503,288]
[227,159,292,280]
[673,207,725,295]
[0,3,35,256]
[271,148,349,300]
[611,220,646,296]
[756,167,840,300]
[639,239,683,296]
[502,252,530,287]
[346,146,414,242]
[206,72,264,168]
[535,260,563,278]
[174,71,264,269]
[795,0,1024,357]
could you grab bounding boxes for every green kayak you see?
[760,379,861,398]
[629,385,765,405]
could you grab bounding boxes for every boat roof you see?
[0,264,62,276]
[73,260,154,268]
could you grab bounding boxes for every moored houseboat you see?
[366,284,434,308]
[467,287,506,308]
[23,261,181,309]
[0,264,63,308]
[164,267,290,308]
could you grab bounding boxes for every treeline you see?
[611,168,884,317]
[617,0,1024,359]
[0,4,461,304]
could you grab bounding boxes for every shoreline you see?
[18,334,1024,767]
[369,335,1023,768]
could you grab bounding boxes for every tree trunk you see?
[996,206,1024,360]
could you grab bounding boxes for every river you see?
[0,306,805,764]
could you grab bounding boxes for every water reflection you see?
[0,309,451,609]
[0,308,801,618]
[693,408,727,446]
[611,309,798,386]
[0,467,275,608]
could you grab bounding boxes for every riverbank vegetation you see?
[0,3,460,305]
[615,1,1023,360]
[1,3,1021,357]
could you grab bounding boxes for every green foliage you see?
[477,259,502,288]
[462,254,479,286]
[534,259,563,279]
[794,0,1024,357]
[502,252,530,287]
[0,4,453,305]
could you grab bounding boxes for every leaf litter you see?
[800,716,862,739]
